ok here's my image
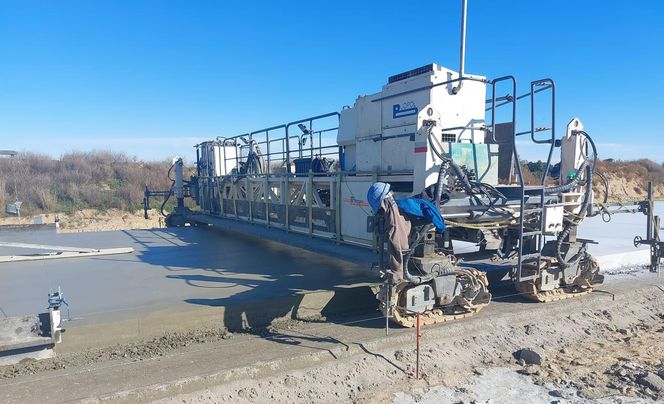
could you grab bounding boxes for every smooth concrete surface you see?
[0,226,377,325]
[579,202,663,269]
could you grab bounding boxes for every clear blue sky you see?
[1,0,662,163]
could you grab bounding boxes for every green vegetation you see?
[522,158,663,184]
[1,150,661,217]
[595,158,664,187]
[0,151,175,216]
[520,158,664,201]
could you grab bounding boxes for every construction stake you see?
[384,278,390,336]
[416,312,421,380]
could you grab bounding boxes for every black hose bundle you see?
[544,160,588,194]
[434,159,451,207]
[402,224,436,284]
[555,130,597,268]
[545,129,599,195]
[426,125,506,211]
[243,144,266,175]
[160,161,177,217]
[229,142,266,184]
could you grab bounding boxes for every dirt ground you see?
[529,315,664,401]
[599,175,664,204]
[154,277,663,404]
[0,208,164,232]
[1,273,662,403]
[401,311,664,403]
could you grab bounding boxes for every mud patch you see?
[0,326,232,379]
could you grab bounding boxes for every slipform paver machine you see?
[146,1,613,327]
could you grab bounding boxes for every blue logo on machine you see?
[392,102,418,119]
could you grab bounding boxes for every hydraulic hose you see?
[556,130,597,268]
[160,160,178,217]
[544,160,587,194]
[434,160,448,207]
[429,136,474,193]
[545,129,598,195]
[426,126,478,198]
[594,167,610,204]
[425,124,509,219]
[160,185,174,217]
[555,165,592,268]
[402,224,436,285]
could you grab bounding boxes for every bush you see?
[595,159,664,187]
[0,151,179,216]
[520,158,664,196]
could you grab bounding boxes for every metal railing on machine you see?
[207,112,341,178]
[192,112,344,239]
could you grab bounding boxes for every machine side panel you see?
[430,78,486,143]
[380,129,414,172]
[339,179,374,243]
[356,138,382,172]
[380,84,430,131]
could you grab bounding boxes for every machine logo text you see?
[392,102,418,119]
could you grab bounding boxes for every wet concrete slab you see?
[0,226,378,325]
[0,202,659,345]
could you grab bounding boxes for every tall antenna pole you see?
[452,0,468,95]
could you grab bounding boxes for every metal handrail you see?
[485,85,550,111]
[530,79,555,145]
[197,112,340,177]
[490,75,538,282]
[529,79,556,184]
[489,75,517,145]
[284,112,341,173]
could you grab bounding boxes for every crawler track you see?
[390,269,491,328]
[515,281,594,303]
[392,305,487,328]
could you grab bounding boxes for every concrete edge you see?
[596,250,649,271]
[58,284,380,354]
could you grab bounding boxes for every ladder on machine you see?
[513,79,557,282]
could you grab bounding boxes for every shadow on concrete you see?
[123,226,380,332]
[183,285,381,332]
[122,226,536,335]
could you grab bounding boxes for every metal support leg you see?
[635,182,662,273]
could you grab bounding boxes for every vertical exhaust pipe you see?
[452,0,467,95]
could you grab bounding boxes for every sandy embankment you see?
[0,208,165,232]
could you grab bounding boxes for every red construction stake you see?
[416,312,421,380]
